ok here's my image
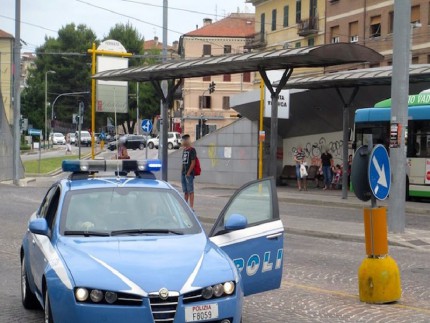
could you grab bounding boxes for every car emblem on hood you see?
[159,288,169,300]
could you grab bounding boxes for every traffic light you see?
[208,81,216,94]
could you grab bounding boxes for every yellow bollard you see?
[100,140,104,151]
[358,207,401,304]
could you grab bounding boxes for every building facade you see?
[326,0,430,68]
[0,30,14,124]
[178,14,256,141]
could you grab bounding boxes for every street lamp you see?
[45,70,55,149]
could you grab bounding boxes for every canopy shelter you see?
[94,43,383,181]
[275,64,430,199]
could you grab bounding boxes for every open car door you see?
[209,178,284,296]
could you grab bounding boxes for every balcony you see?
[297,16,319,37]
[244,32,267,50]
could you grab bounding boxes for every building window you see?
[427,55,430,64]
[243,72,251,83]
[222,96,230,110]
[307,38,315,46]
[199,96,211,109]
[296,0,302,23]
[203,44,211,56]
[411,5,420,23]
[309,0,317,17]
[388,11,394,34]
[223,74,231,82]
[349,21,358,42]
[412,56,419,64]
[283,6,289,27]
[260,13,266,35]
[387,60,393,66]
[224,45,232,54]
[271,9,277,31]
[203,75,211,82]
[331,25,340,43]
[370,15,381,38]
[295,41,301,48]
[369,63,380,68]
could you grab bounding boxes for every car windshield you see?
[55,133,63,137]
[60,187,201,236]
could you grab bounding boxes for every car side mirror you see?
[29,218,49,236]
[225,214,248,231]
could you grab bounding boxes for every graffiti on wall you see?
[291,137,343,159]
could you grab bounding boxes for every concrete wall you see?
[0,90,23,181]
[168,117,258,186]
[0,37,13,124]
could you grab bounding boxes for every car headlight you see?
[184,281,236,303]
[202,286,213,300]
[223,281,235,295]
[74,288,142,306]
[75,288,89,302]
[90,289,104,303]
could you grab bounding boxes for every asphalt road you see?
[1,176,429,322]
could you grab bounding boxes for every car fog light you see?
[90,289,104,303]
[223,281,235,295]
[221,320,231,323]
[105,291,118,304]
[202,286,213,300]
[213,284,224,297]
[75,288,89,301]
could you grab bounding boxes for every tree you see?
[105,23,160,134]
[21,24,97,133]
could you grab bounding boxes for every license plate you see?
[185,303,219,322]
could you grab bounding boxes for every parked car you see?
[107,135,146,151]
[66,133,76,144]
[75,131,92,147]
[20,159,283,322]
[50,133,65,145]
[147,132,181,149]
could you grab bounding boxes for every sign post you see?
[352,144,401,304]
[141,119,153,159]
[29,129,42,173]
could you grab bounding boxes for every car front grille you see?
[149,295,178,323]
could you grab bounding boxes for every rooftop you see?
[185,13,255,38]
[143,36,176,51]
[0,29,14,39]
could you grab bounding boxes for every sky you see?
[0,0,255,53]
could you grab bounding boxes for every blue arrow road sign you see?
[368,144,391,200]
[141,119,153,134]
[28,129,42,136]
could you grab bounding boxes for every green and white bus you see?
[354,91,430,199]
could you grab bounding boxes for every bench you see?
[279,165,319,186]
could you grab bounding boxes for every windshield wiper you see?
[110,229,184,236]
[63,230,110,237]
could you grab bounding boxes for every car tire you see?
[21,257,39,309]
[168,142,173,150]
[44,289,54,323]
[148,142,154,149]
[139,143,145,150]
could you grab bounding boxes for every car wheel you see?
[148,142,154,149]
[21,257,39,309]
[44,289,54,323]
[139,143,145,150]
[168,142,174,150]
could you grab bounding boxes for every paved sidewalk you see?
[185,181,430,252]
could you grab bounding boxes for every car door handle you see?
[266,233,283,240]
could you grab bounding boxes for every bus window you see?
[409,121,430,158]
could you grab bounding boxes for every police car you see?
[20,160,284,323]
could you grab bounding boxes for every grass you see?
[24,155,79,174]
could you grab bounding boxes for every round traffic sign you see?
[368,144,391,201]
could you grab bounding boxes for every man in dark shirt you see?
[321,149,333,190]
[181,134,196,208]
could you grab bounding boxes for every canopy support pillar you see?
[335,86,359,199]
[151,78,183,181]
[259,68,293,179]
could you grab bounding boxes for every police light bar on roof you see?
[62,159,162,173]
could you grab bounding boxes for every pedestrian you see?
[116,137,130,160]
[321,148,334,190]
[294,146,307,191]
[65,133,72,155]
[347,154,353,187]
[181,134,196,209]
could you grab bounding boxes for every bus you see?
[354,92,430,199]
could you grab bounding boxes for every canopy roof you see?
[93,43,383,82]
[282,64,430,89]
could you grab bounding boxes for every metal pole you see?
[258,79,264,179]
[269,93,278,178]
[45,72,48,150]
[136,82,139,135]
[91,42,96,159]
[13,0,22,184]
[161,0,168,181]
[341,105,349,199]
[388,0,410,233]
[38,134,41,174]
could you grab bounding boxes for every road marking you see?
[283,281,430,315]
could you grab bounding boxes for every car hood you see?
[57,233,235,296]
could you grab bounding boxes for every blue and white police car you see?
[20,159,284,323]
